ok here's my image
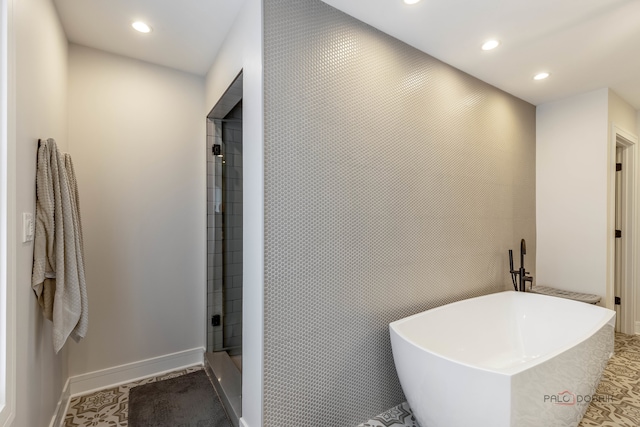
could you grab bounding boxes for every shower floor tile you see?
[360,333,640,427]
[230,354,242,372]
[63,366,202,427]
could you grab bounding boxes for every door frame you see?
[607,124,638,334]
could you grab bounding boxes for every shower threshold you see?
[205,351,241,427]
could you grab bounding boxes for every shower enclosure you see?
[205,73,243,427]
[208,102,243,358]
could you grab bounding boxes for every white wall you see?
[66,44,206,376]
[608,90,638,321]
[607,91,639,323]
[635,110,640,328]
[204,0,263,425]
[536,88,609,299]
[12,0,69,425]
[609,90,637,134]
[537,88,639,308]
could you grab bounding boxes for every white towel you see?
[32,138,89,353]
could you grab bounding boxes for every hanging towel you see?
[32,138,89,353]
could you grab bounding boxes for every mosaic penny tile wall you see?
[263,0,536,425]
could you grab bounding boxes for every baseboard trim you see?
[69,347,205,397]
[239,418,249,427]
[635,321,640,335]
[49,378,71,427]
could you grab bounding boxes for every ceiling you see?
[54,0,640,109]
[53,0,244,76]
[322,0,640,108]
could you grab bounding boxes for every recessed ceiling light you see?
[481,40,500,51]
[404,0,421,4]
[132,21,152,33]
[533,72,550,80]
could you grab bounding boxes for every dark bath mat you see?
[128,370,231,427]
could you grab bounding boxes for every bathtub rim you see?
[389,290,616,376]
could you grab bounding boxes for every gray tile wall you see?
[206,119,224,353]
[222,102,243,352]
[206,102,244,355]
[263,0,536,425]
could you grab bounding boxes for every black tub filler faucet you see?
[509,239,533,292]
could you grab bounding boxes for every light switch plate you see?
[23,212,34,242]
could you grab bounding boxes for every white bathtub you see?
[389,291,615,427]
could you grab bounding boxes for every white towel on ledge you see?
[32,138,88,353]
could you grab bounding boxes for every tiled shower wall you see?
[263,0,536,426]
[206,119,223,353]
[206,102,243,354]
[221,102,243,352]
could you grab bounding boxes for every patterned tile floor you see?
[359,402,419,427]
[64,366,203,426]
[580,333,640,426]
[360,333,640,427]
[63,333,640,427]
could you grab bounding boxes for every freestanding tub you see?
[389,291,615,427]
